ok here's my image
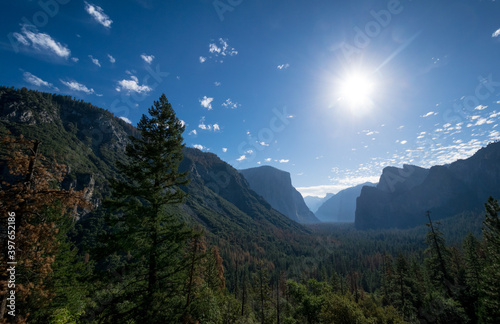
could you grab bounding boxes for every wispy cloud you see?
[140,53,155,64]
[60,80,95,94]
[116,75,152,93]
[84,2,112,28]
[202,38,238,63]
[119,116,132,124]
[192,144,206,151]
[189,130,197,136]
[89,55,101,67]
[279,159,289,163]
[277,63,290,70]
[199,96,214,110]
[222,147,228,152]
[421,111,438,118]
[198,117,220,132]
[492,28,500,38]
[236,155,247,162]
[214,81,221,86]
[13,24,71,59]
[107,54,116,63]
[23,72,58,91]
[221,98,240,109]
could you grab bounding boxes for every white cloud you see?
[222,148,227,153]
[277,63,290,70]
[13,24,71,59]
[222,98,240,109]
[493,28,500,38]
[84,2,112,28]
[108,54,116,63]
[203,38,238,63]
[297,176,380,197]
[279,159,289,163]
[421,111,437,118]
[60,80,95,94]
[192,144,206,151]
[116,76,152,93]
[214,81,221,86]
[197,117,219,132]
[475,105,488,111]
[140,54,155,64]
[199,96,214,110]
[23,72,57,90]
[71,57,79,62]
[258,141,269,146]
[119,116,132,124]
[236,155,247,162]
[189,130,197,136]
[89,55,101,67]
[400,140,408,144]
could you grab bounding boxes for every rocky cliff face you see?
[315,182,376,223]
[239,166,319,224]
[355,142,500,229]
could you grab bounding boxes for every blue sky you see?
[2,0,500,197]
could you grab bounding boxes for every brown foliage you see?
[0,136,90,322]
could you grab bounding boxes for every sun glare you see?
[337,73,375,111]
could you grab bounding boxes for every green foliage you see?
[478,197,500,323]
[95,94,193,322]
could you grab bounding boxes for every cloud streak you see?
[85,2,113,28]
[13,25,71,59]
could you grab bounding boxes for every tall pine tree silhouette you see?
[102,94,192,322]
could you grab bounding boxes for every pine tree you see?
[478,197,500,323]
[424,211,452,296]
[99,94,192,322]
[0,137,89,323]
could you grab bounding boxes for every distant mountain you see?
[304,193,334,213]
[240,166,320,224]
[315,182,376,223]
[0,86,310,268]
[355,144,500,229]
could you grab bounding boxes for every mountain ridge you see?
[355,142,500,229]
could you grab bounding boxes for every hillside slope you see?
[0,86,311,269]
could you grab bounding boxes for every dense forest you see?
[1,90,500,323]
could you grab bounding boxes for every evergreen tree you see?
[98,95,192,322]
[424,211,452,296]
[0,137,89,323]
[479,197,500,323]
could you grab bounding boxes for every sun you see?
[337,72,375,110]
